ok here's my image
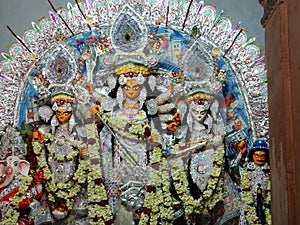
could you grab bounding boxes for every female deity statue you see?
[32,90,89,224]
[90,61,184,224]
[185,92,224,194]
[94,63,153,215]
[167,92,226,224]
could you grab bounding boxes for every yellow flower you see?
[208,184,215,189]
[215,161,222,166]
[211,173,219,178]
[67,193,74,198]
[174,177,180,181]
[177,190,184,195]
[187,200,194,206]
[243,185,251,191]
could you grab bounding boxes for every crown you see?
[114,63,151,76]
[186,92,214,111]
[182,41,223,96]
[49,84,75,108]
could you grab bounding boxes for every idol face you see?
[191,107,208,124]
[56,109,72,125]
[253,150,267,166]
[122,80,142,99]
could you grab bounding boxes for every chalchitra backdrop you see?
[0,1,270,225]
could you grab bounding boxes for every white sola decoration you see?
[0,1,269,224]
[0,0,268,140]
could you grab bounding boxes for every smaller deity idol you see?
[33,90,89,223]
[240,140,271,225]
[0,127,43,225]
[185,92,224,193]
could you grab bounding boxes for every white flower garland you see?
[32,140,83,210]
[240,165,271,225]
[33,121,114,224]
[138,147,164,225]
[169,144,225,222]
[137,148,174,225]
[98,109,151,141]
[84,118,113,225]
[138,144,226,224]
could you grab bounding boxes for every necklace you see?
[124,98,139,108]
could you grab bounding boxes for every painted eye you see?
[123,86,130,90]
[133,86,140,90]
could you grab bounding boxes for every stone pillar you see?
[259,0,300,224]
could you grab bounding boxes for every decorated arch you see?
[0,1,270,225]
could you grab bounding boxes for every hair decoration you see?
[118,73,145,85]
[115,63,150,76]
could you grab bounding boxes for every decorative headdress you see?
[186,92,214,111]
[50,85,75,111]
[116,63,150,86]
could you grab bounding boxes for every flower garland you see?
[32,121,114,225]
[138,142,225,224]
[240,164,271,225]
[97,108,151,141]
[0,174,33,225]
[160,157,174,224]
[169,143,225,222]
[46,142,79,161]
[32,140,82,210]
[84,120,113,225]
[138,147,164,225]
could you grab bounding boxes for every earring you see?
[51,115,59,134]
[117,87,124,110]
[138,87,147,109]
[69,114,76,133]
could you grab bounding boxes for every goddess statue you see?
[90,62,181,224]
[0,2,270,225]
[184,93,224,194]
[32,90,90,224]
